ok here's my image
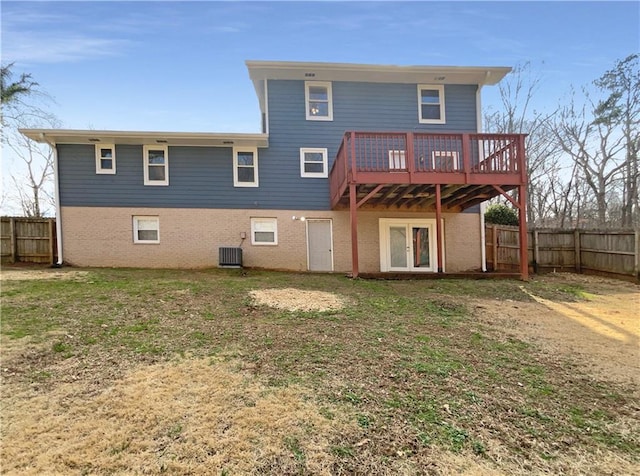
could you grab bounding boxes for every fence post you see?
[492,224,498,271]
[48,219,55,265]
[574,229,582,274]
[635,230,639,282]
[533,229,539,274]
[9,217,16,263]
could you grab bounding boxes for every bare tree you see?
[484,62,562,225]
[551,88,627,227]
[1,63,58,217]
[4,115,58,217]
[593,54,639,228]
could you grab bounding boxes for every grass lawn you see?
[1,267,638,475]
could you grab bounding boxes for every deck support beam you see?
[349,183,359,278]
[518,183,529,280]
[435,184,444,273]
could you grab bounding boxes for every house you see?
[21,60,528,279]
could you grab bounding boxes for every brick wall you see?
[61,207,481,272]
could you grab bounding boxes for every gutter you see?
[40,133,63,266]
[476,84,487,272]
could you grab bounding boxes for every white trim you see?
[133,216,160,244]
[305,81,333,121]
[41,135,63,265]
[233,146,259,187]
[95,144,116,174]
[251,217,277,245]
[379,218,441,272]
[300,147,328,178]
[417,84,446,124]
[477,85,487,271]
[476,84,483,133]
[246,60,512,86]
[263,78,269,134]
[480,201,487,272]
[306,218,334,272]
[431,150,459,170]
[20,129,269,148]
[143,145,169,186]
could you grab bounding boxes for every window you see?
[418,85,445,124]
[305,81,333,121]
[300,148,328,178]
[388,150,406,170]
[432,150,459,171]
[233,147,259,187]
[133,216,159,244]
[143,145,169,186]
[251,218,277,245]
[95,144,116,174]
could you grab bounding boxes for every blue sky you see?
[2,0,639,134]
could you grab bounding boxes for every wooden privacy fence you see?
[486,225,640,281]
[1,217,57,264]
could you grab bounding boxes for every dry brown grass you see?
[1,268,638,475]
[1,358,350,475]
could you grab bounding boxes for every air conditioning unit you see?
[219,247,243,268]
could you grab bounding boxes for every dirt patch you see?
[250,287,345,312]
[474,274,639,388]
[1,358,349,475]
[0,268,89,281]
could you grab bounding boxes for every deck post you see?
[435,184,443,273]
[518,184,529,280]
[349,182,359,278]
[406,132,415,177]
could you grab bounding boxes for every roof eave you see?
[246,60,511,86]
[19,129,270,148]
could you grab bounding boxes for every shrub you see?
[485,204,519,226]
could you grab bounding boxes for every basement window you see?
[133,216,160,244]
[251,217,277,245]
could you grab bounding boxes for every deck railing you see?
[330,131,526,184]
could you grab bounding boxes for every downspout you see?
[477,83,487,271]
[41,133,63,266]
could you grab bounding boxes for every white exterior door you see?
[380,219,439,272]
[307,219,333,271]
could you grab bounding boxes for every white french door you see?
[380,219,439,272]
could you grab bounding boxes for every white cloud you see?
[3,31,132,64]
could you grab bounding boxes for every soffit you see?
[19,129,269,148]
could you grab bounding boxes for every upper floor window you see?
[418,85,445,124]
[233,147,259,187]
[95,144,116,174]
[143,145,169,186]
[305,81,333,121]
[300,148,328,178]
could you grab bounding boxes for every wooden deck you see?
[328,131,529,280]
[329,132,527,211]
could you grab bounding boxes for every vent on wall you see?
[219,247,243,268]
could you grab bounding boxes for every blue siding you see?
[58,80,478,210]
[260,80,478,209]
[60,144,275,208]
